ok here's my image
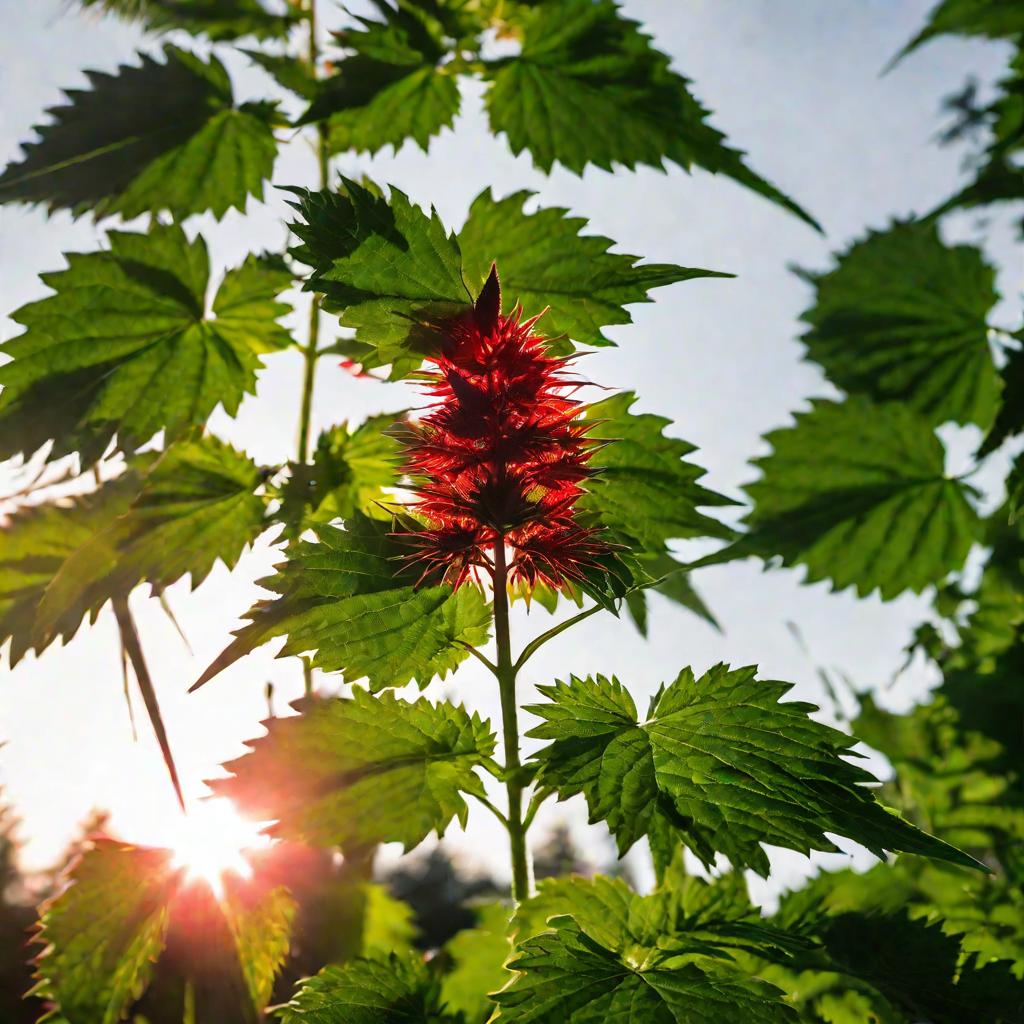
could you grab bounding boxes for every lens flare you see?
[166,799,269,897]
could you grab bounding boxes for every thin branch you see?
[514,604,603,673]
[522,788,550,831]
[457,640,499,676]
[470,791,509,827]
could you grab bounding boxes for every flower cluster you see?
[401,265,608,590]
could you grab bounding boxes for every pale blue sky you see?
[0,1,1020,901]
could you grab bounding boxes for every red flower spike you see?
[398,264,610,592]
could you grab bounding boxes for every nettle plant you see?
[2,0,1023,1022]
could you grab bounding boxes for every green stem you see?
[297,0,328,465]
[493,540,532,901]
[183,980,196,1024]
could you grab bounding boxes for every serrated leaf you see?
[290,179,722,377]
[579,392,735,552]
[288,177,469,379]
[76,0,300,40]
[495,915,797,1024]
[0,437,268,664]
[0,46,278,219]
[275,413,402,534]
[0,228,292,463]
[484,0,818,230]
[279,953,457,1023]
[799,221,1000,428]
[457,189,730,348]
[244,48,318,99]
[221,878,296,1012]
[33,841,179,1024]
[526,665,982,876]
[193,513,491,691]
[301,3,460,156]
[700,398,981,599]
[891,0,1024,64]
[0,478,138,664]
[440,902,514,1021]
[212,689,496,850]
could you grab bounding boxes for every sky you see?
[0,0,1021,904]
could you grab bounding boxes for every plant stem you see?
[297,0,328,466]
[183,981,196,1024]
[298,0,328,703]
[492,540,532,901]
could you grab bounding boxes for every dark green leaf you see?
[891,0,1024,65]
[484,0,819,230]
[243,48,318,99]
[0,46,278,219]
[457,189,729,348]
[300,3,460,156]
[579,392,736,552]
[288,177,469,379]
[192,513,491,691]
[291,180,728,377]
[527,665,981,876]
[495,915,797,1024]
[76,0,300,41]
[33,840,179,1024]
[699,398,981,599]
[798,221,1000,428]
[213,689,495,850]
[278,953,457,1024]
[0,229,292,463]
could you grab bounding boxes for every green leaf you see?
[300,2,460,156]
[809,912,1024,1024]
[495,915,797,1024]
[579,392,736,553]
[526,665,982,876]
[0,437,268,664]
[361,883,419,957]
[484,0,819,230]
[221,879,297,1012]
[243,48,318,99]
[212,689,496,850]
[275,413,402,535]
[700,397,981,599]
[891,0,1024,64]
[0,477,138,664]
[440,902,514,1021]
[288,177,469,379]
[0,229,292,463]
[76,0,300,40]
[192,513,491,692]
[279,954,456,1024]
[798,221,1000,428]
[290,180,725,377]
[0,46,278,219]
[33,840,179,1024]
[457,189,730,348]
[111,436,269,591]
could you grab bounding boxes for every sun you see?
[166,799,270,897]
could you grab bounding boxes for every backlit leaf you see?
[192,513,491,692]
[0,229,292,463]
[457,189,730,349]
[484,0,819,229]
[700,398,981,599]
[799,221,1000,428]
[0,46,278,219]
[76,0,300,40]
[213,689,496,850]
[527,665,981,876]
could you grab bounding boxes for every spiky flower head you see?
[400,265,609,590]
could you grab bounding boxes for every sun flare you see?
[166,799,269,897]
